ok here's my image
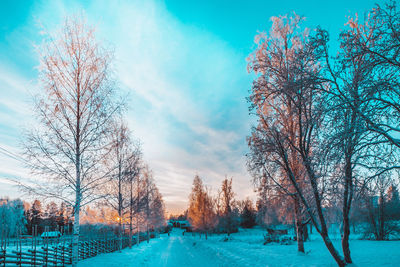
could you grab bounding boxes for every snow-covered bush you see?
[263,233,293,245]
[0,198,27,237]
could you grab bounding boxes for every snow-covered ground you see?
[78,228,400,267]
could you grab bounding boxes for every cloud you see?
[0,0,256,213]
[91,1,254,213]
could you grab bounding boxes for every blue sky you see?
[0,0,378,213]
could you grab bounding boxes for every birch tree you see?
[125,143,142,248]
[23,17,119,266]
[104,119,137,250]
[141,166,155,243]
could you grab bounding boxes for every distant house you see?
[177,220,190,228]
[41,231,61,239]
[168,220,191,230]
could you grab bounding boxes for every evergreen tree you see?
[241,199,256,228]
[45,202,59,228]
[30,200,43,233]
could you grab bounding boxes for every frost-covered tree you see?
[0,198,27,237]
[247,13,317,255]
[217,177,239,235]
[361,173,400,240]
[188,175,216,239]
[149,187,165,230]
[141,167,165,242]
[247,13,346,266]
[125,143,142,248]
[311,2,400,261]
[339,1,400,152]
[22,17,120,266]
[104,119,138,250]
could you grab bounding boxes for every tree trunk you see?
[366,198,378,240]
[118,175,123,251]
[378,191,385,240]
[137,177,140,246]
[321,233,347,267]
[302,162,347,267]
[147,223,149,243]
[146,177,150,244]
[342,155,353,263]
[341,215,351,263]
[71,86,82,267]
[72,197,80,267]
[303,223,309,241]
[294,195,305,253]
[72,131,81,267]
[136,215,139,246]
[129,180,133,249]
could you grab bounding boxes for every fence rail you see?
[0,235,152,266]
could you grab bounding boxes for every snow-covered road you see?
[78,229,230,267]
[79,228,400,267]
[144,230,227,267]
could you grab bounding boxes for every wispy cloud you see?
[0,0,255,213]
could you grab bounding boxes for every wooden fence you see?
[0,235,151,266]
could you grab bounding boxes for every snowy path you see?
[78,229,229,267]
[79,228,400,267]
[146,230,227,267]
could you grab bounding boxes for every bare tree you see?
[188,175,216,239]
[149,186,166,231]
[247,14,346,266]
[135,168,144,246]
[247,13,313,255]
[311,2,400,261]
[22,17,119,266]
[361,172,400,240]
[104,119,139,250]
[218,177,239,235]
[141,165,155,243]
[340,1,400,153]
[125,143,142,248]
[311,26,370,263]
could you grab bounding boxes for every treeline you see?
[0,190,165,240]
[246,1,400,266]
[0,199,73,237]
[255,177,400,238]
[182,174,399,242]
[186,175,256,239]
[25,200,73,235]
